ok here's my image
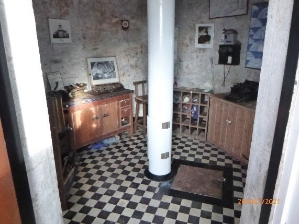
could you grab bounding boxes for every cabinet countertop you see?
[210,93,256,111]
[63,89,133,108]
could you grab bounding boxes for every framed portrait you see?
[195,24,214,48]
[48,19,72,44]
[87,57,120,86]
[209,0,248,19]
[245,2,269,69]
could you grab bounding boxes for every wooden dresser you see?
[63,90,133,151]
[207,93,256,164]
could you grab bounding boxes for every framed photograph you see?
[47,72,64,91]
[87,57,119,86]
[195,24,214,48]
[48,19,72,44]
[209,0,248,19]
[245,2,269,69]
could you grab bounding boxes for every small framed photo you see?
[47,71,64,91]
[87,57,120,86]
[195,24,214,48]
[48,19,72,44]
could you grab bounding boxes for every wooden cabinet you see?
[207,94,256,164]
[47,94,79,210]
[65,93,133,150]
[173,88,211,140]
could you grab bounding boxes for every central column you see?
[145,0,175,180]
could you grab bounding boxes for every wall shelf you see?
[173,88,211,140]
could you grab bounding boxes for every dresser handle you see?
[92,116,100,120]
[226,119,232,124]
[102,113,110,118]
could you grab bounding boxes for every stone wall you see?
[33,0,148,92]
[33,0,263,94]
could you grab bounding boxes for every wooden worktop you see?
[210,93,256,111]
[63,89,133,108]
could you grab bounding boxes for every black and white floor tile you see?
[63,132,247,224]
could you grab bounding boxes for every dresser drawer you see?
[120,106,131,117]
[119,98,131,107]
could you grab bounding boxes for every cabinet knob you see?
[66,124,73,131]
[103,113,110,118]
[92,116,100,120]
[226,119,232,124]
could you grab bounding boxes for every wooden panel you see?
[219,102,229,149]
[71,106,100,148]
[207,98,215,142]
[0,119,21,224]
[101,101,119,135]
[207,95,255,164]
[241,110,255,162]
[213,99,224,146]
[225,104,237,154]
[119,98,131,107]
[120,106,131,117]
[232,107,246,158]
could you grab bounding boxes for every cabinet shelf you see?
[199,111,208,117]
[173,88,210,140]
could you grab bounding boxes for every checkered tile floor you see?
[63,132,247,224]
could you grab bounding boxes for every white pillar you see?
[146,0,175,179]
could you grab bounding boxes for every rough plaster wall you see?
[240,0,294,223]
[175,0,262,93]
[33,0,148,92]
[33,0,262,95]
[0,0,63,223]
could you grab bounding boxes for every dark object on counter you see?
[92,82,125,93]
[225,80,259,102]
[65,83,87,97]
[48,90,71,102]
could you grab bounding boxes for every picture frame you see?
[195,24,214,48]
[47,71,64,91]
[245,2,269,70]
[87,57,120,86]
[48,19,72,44]
[209,0,248,19]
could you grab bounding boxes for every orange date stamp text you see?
[238,198,280,205]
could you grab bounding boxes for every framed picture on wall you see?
[48,19,72,44]
[209,0,248,18]
[195,24,214,48]
[245,2,269,69]
[87,57,120,86]
[47,71,64,91]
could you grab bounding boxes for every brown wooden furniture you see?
[207,93,256,164]
[172,88,211,140]
[65,92,133,151]
[47,94,78,211]
[133,80,148,135]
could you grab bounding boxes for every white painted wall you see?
[270,66,299,223]
[241,0,294,223]
[0,0,63,223]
